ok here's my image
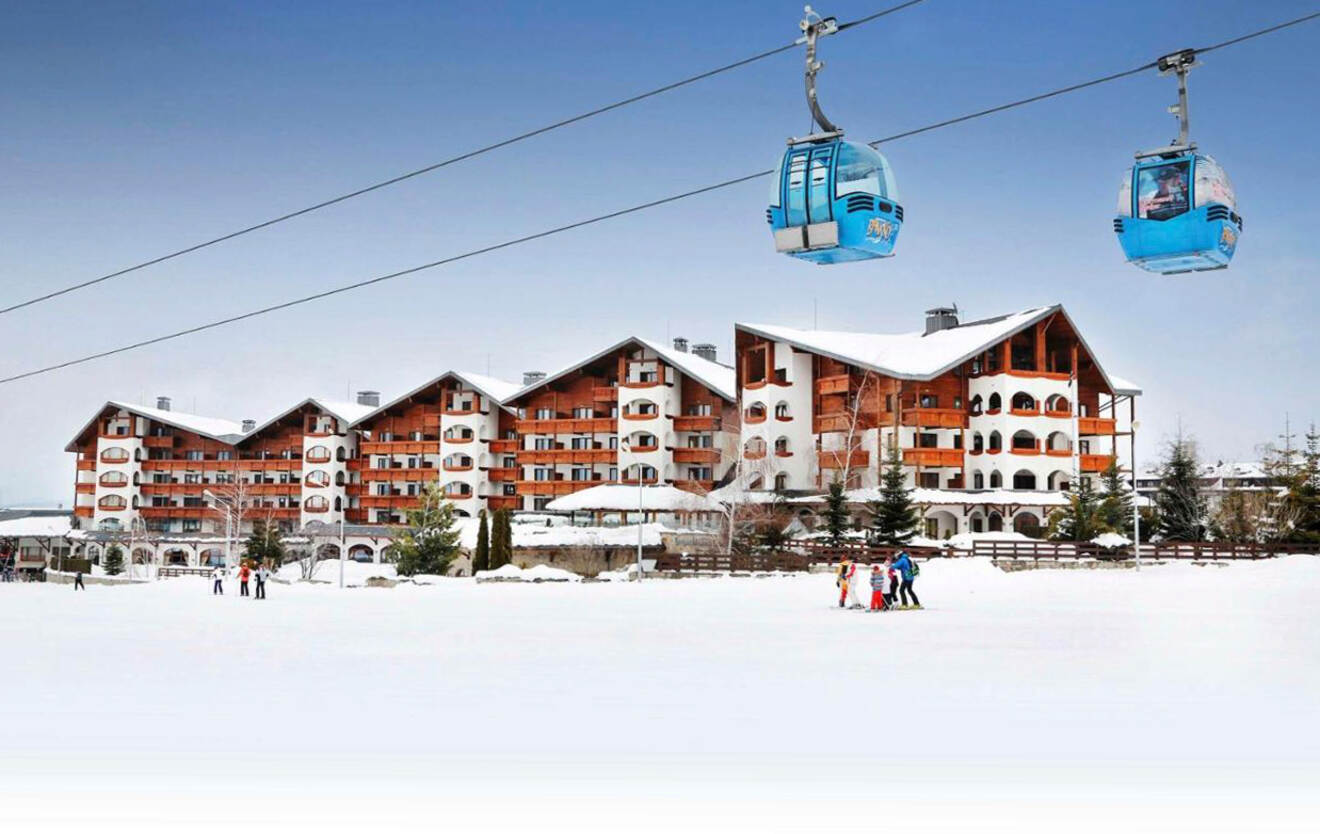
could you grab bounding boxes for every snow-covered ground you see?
[3,557,1318,832]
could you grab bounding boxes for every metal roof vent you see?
[924,306,960,336]
[156,396,171,411]
[673,337,689,353]
[241,419,256,433]
[692,343,717,362]
[522,371,546,387]
[356,390,380,407]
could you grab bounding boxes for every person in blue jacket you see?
[891,550,921,609]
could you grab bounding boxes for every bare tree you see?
[818,369,882,489]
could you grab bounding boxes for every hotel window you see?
[608,436,618,449]
[534,437,553,451]
[571,467,591,482]
[919,394,937,408]
[535,407,554,420]
[182,520,202,532]
[533,498,551,511]
[570,436,591,450]
[885,394,893,412]
[918,473,940,489]
[687,434,713,448]
[573,407,593,419]
[217,450,232,461]
[688,403,712,416]
[184,474,201,484]
[185,450,204,461]
[534,468,553,481]
[687,467,712,481]
[609,467,618,481]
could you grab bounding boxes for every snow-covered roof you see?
[511,336,736,403]
[350,370,520,427]
[514,523,672,549]
[66,400,246,450]
[545,484,723,513]
[785,487,1072,507]
[738,305,1129,396]
[0,513,74,538]
[241,396,379,439]
[1108,375,1142,396]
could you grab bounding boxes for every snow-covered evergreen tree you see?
[244,518,287,566]
[1049,477,1105,541]
[103,544,124,576]
[1097,459,1134,538]
[389,483,461,577]
[472,509,491,573]
[867,446,917,545]
[1155,437,1207,541]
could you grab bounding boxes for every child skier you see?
[868,563,887,611]
[835,557,855,609]
[884,557,899,610]
[211,565,224,595]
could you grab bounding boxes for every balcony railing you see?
[672,448,720,464]
[486,496,519,511]
[1078,417,1117,436]
[1080,454,1116,473]
[515,417,616,435]
[359,440,438,455]
[816,375,851,395]
[819,449,871,469]
[142,435,175,448]
[901,409,967,429]
[593,386,618,401]
[486,467,519,482]
[515,448,615,465]
[813,413,877,433]
[902,448,964,467]
[514,480,583,496]
[360,467,439,483]
[672,415,720,432]
[488,439,519,454]
[76,459,97,471]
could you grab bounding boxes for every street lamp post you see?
[338,517,346,589]
[1131,420,1142,572]
[620,439,644,581]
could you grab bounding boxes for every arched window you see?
[988,431,1002,452]
[623,400,658,419]
[774,436,790,456]
[744,437,767,459]
[100,447,130,463]
[628,433,658,451]
[774,472,789,491]
[99,471,129,487]
[304,495,330,513]
[305,445,332,463]
[987,393,1002,414]
[989,470,1003,488]
[1011,392,1037,413]
[1045,395,1071,415]
[1046,431,1071,453]
[1048,470,1071,491]
[97,494,127,510]
[443,454,474,470]
[1013,512,1042,537]
[305,470,331,488]
[97,518,123,532]
[1011,430,1038,452]
[336,447,348,462]
[444,426,474,442]
[973,471,984,489]
[626,464,658,483]
[972,432,984,454]
[1013,470,1038,490]
[969,395,983,416]
[774,402,791,420]
[744,402,767,423]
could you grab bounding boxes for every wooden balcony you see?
[593,386,618,401]
[1009,407,1041,418]
[255,507,300,520]
[142,435,175,448]
[672,415,720,433]
[488,439,519,454]
[487,467,519,482]
[139,507,209,520]
[515,448,615,465]
[442,434,475,445]
[486,496,519,511]
[672,448,721,464]
[813,413,877,433]
[75,483,96,494]
[671,479,715,494]
[360,467,439,483]
[359,440,437,455]
[1044,408,1072,419]
[1081,454,1116,473]
[443,461,475,472]
[902,448,964,467]
[345,509,369,523]
[901,409,968,429]
[1078,417,1117,436]
[74,506,94,518]
[358,495,422,509]
[816,375,851,395]
[819,449,871,469]
[515,417,616,435]
[76,459,97,471]
[514,480,583,496]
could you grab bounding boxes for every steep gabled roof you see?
[241,396,379,440]
[738,304,1133,394]
[510,336,736,403]
[65,400,245,451]
[349,370,520,428]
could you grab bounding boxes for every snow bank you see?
[1092,532,1132,548]
[944,530,1034,549]
[277,559,397,585]
[475,564,579,583]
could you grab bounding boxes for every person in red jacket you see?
[238,563,251,597]
[868,563,887,611]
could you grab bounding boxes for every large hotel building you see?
[65,304,1139,558]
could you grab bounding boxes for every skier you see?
[883,556,899,610]
[868,562,887,611]
[892,550,921,609]
[211,565,224,595]
[255,563,268,600]
[238,563,251,597]
[835,557,855,609]
[73,570,85,591]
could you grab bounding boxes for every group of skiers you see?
[211,562,270,599]
[834,552,921,611]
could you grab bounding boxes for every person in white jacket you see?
[211,566,224,595]
[254,565,269,600]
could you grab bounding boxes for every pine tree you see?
[103,544,124,576]
[489,508,513,569]
[244,518,287,566]
[472,509,491,574]
[1096,459,1134,538]
[1049,477,1105,541]
[1295,424,1320,542]
[867,446,918,545]
[1155,437,1207,541]
[389,483,462,577]
[821,480,850,546]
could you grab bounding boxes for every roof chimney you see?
[522,371,546,387]
[923,306,959,336]
[241,419,256,433]
[692,343,717,362]
[356,390,380,407]
[156,396,171,411]
[672,337,689,353]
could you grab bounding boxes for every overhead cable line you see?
[1,9,1317,387]
[0,0,927,317]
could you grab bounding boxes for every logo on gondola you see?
[866,217,895,243]
[1219,226,1237,251]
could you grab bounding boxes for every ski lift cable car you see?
[768,6,902,264]
[1114,49,1242,274]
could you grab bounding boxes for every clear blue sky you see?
[1,0,1317,505]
